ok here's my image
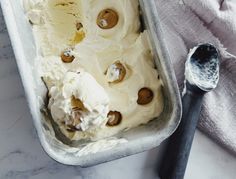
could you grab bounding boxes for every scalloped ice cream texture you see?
[24,0,164,141]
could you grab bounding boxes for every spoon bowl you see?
[185,43,220,92]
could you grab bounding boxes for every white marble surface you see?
[0,7,236,179]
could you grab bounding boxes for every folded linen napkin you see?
[155,0,236,155]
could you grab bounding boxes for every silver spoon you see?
[159,43,220,179]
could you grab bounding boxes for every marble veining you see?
[0,5,236,179]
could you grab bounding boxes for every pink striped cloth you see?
[155,0,236,154]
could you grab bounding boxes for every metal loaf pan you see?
[1,0,182,166]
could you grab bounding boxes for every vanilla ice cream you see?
[48,71,109,140]
[25,0,164,141]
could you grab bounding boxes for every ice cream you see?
[80,0,140,41]
[24,0,164,141]
[48,71,109,140]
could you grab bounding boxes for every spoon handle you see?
[159,89,204,179]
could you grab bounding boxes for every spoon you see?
[159,43,220,179]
